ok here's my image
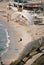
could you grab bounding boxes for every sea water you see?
[0,22,18,60]
[0,22,10,56]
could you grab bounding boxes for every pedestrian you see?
[7,13,11,22]
[18,38,22,42]
[1,61,5,65]
[0,57,5,65]
[7,13,9,22]
[0,57,2,61]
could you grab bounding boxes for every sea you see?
[0,21,18,58]
[0,22,10,56]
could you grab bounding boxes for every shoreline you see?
[0,21,19,65]
[0,22,10,55]
[1,28,10,56]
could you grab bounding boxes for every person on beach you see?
[18,38,22,42]
[7,13,9,22]
[1,61,5,65]
[7,13,11,22]
[0,57,5,65]
[0,57,2,61]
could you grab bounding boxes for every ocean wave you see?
[5,29,10,47]
[1,29,10,56]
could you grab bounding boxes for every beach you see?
[0,2,44,65]
[0,2,32,65]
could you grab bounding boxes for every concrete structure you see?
[11,0,43,10]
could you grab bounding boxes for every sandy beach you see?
[0,2,44,65]
[0,2,32,65]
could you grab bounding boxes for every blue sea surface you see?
[0,29,6,50]
[0,21,18,59]
[0,23,7,54]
